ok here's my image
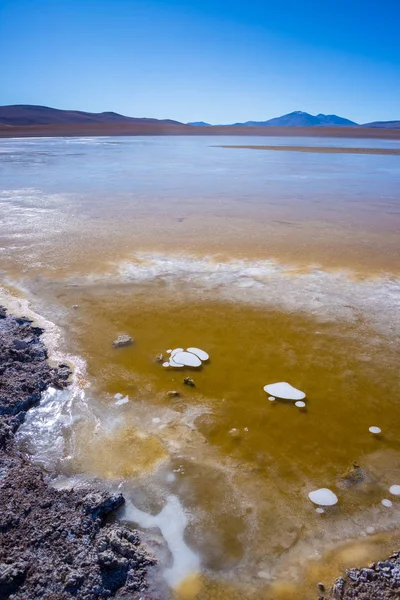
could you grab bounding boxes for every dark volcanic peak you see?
[0,104,183,126]
[231,111,359,127]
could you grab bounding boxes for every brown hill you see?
[362,120,400,129]
[0,105,182,126]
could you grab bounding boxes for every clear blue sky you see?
[1,0,399,123]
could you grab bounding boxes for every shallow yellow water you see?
[32,282,400,599]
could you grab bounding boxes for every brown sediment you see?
[1,123,400,139]
[215,145,400,155]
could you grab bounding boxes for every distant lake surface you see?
[1,136,400,600]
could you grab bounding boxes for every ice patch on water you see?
[16,386,87,471]
[115,253,400,337]
[121,496,200,588]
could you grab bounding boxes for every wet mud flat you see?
[0,306,156,600]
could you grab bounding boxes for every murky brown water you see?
[1,136,400,598]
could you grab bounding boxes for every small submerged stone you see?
[183,377,195,387]
[381,499,393,507]
[369,426,382,435]
[263,382,306,401]
[155,353,164,363]
[166,390,180,398]
[389,485,400,496]
[308,488,338,506]
[113,334,133,348]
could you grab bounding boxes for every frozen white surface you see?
[308,488,338,506]
[389,485,400,496]
[186,347,209,361]
[369,426,382,434]
[168,356,185,367]
[115,395,129,406]
[172,351,202,367]
[121,495,200,588]
[263,382,306,401]
[116,253,400,338]
[170,348,184,357]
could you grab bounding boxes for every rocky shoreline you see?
[0,306,156,600]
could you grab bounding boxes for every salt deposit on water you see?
[369,426,382,434]
[263,382,306,401]
[308,488,338,506]
[162,347,209,368]
[295,400,306,408]
[382,499,393,508]
[389,485,400,496]
[116,253,400,338]
[121,496,200,587]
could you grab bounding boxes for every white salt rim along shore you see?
[308,488,338,506]
[369,426,382,434]
[263,382,306,401]
[389,485,400,496]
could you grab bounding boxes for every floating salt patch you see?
[369,426,382,434]
[315,507,325,514]
[114,393,123,400]
[186,347,209,361]
[382,499,393,507]
[389,485,400,496]
[168,356,184,368]
[166,349,172,353]
[172,351,202,368]
[268,396,276,402]
[115,395,129,406]
[263,382,306,401]
[366,526,375,534]
[162,362,170,368]
[170,348,184,357]
[308,488,338,506]
[295,401,306,408]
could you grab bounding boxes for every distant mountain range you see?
[230,111,358,127]
[188,111,400,129]
[0,106,398,129]
[0,105,183,126]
